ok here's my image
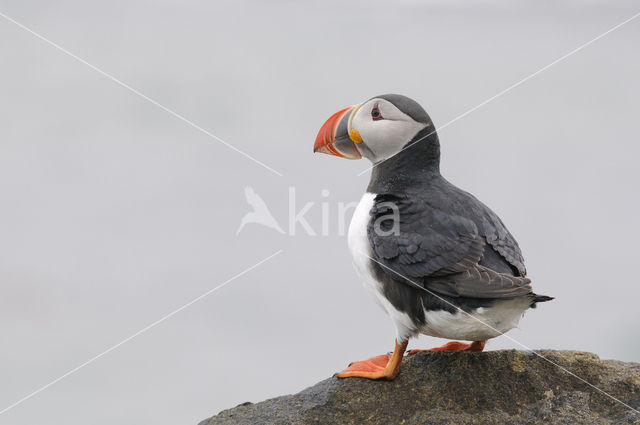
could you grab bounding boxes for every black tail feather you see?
[530,294,554,308]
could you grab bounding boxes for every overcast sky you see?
[1,1,639,424]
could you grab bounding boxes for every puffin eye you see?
[371,106,383,121]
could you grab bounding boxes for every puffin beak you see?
[314,105,363,160]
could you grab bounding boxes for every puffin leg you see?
[408,340,485,355]
[335,339,408,380]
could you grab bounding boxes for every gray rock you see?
[199,350,640,425]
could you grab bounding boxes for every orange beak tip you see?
[313,105,362,160]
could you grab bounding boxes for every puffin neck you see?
[367,128,441,194]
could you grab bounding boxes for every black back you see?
[365,123,536,318]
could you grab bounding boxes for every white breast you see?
[348,192,419,341]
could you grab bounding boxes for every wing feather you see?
[367,193,531,299]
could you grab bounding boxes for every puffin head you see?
[313,94,435,164]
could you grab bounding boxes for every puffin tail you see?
[530,293,554,308]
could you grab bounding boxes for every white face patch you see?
[350,98,428,163]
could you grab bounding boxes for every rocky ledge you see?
[199,350,640,425]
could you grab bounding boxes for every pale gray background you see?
[1,1,639,424]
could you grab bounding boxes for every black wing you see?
[367,193,531,299]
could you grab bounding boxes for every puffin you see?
[313,94,553,380]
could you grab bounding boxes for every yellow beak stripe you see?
[350,129,363,143]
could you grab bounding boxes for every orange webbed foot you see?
[335,354,392,379]
[408,340,485,355]
[335,339,408,380]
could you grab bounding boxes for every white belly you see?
[419,297,531,341]
[347,193,529,342]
